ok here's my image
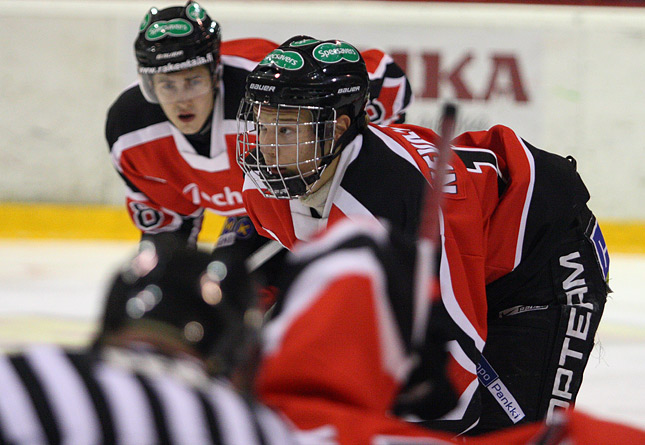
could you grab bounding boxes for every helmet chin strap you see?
[319,110,367,168]
[287,110,367,198]
[198,87,219,135]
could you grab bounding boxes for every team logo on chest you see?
[183,183,243,207]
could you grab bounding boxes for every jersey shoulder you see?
[221,38,278,63]
[105,84,167,148]
[220,38,278,120]
[361,50,413,125]
[361,48,391,76]
[368,123,439,172]
[339,126,428,236]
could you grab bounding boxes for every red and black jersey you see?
[256,218,459,444]
[105,38,413,245]
[246,124,596,432]
[255,219,632,444]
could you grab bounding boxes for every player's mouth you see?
[260,161,287,176]
[269,166,287,175]
[178,113,195,123]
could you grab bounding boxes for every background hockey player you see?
[0,239,296,444]
[105,1,412,266]
[237,36,610,434]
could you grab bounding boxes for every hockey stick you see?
[394,103,458,418]
[417,102,457,247]
[409,103,456,348]
[414,102,456,312]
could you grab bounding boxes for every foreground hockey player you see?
[105,2,412,253]
[238,36,611,434]
[255,217,644,444]
[0,241,296,444]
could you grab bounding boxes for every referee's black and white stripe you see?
[0,344,296,445]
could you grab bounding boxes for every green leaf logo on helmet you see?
[185,2,207,22]
[259,49,305,70]
[289,38,320,47]
[145,19,194,41]
[312,42,360,64]
[139,12,151,32]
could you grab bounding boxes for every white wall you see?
[1,1,644,219]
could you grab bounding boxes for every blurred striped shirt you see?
[0,344,296,445]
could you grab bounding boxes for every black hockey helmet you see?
[245,35,369,120]
[134,1,221,103]
[97,238,261,374]
[237,36,370,199]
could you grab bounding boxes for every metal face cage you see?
[236,100,337,199]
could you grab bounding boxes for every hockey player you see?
[0,240,297,444]
[256,217,644,445]
[238,36,610,434]
[105,2,412,253]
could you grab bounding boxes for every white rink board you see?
[0,1,644,219]
[0,240,644,430]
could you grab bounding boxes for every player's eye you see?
[278,126,294,136]
[187,77,206,88]
[159,82,176,91]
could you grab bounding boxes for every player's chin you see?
[173,115,205,134]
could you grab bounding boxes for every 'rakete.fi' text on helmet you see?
[134,1,221,104]
[236,35,370,199]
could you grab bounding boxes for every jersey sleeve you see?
[453,125,533,282]
[361,49,413,125]
[452,125,593,285]
[124,186,204,247]
[256,220,463,442]
[257,266,451,444]
[108,148,204,245]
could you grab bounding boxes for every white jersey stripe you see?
[437,377,479,421]
[264,249,413,383]
[333,187,384,227]
[512,131,536,269]
[149,374,212,445]
[368,125,422,172]
[221,54,263,72]
[439,211,486,352]
[367,52,391,80]
[25,345,101,445]
[255,404,298,445]
[292,216,388,262]
[445,340,477,375]
[93,362,157,445]
[315,132,363,220]
[111,122,173,172]
[0,354,47,445]
[379,76,410,125]
[210,382,261,445]
[263,249,380,354]
[112,113,234,175]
